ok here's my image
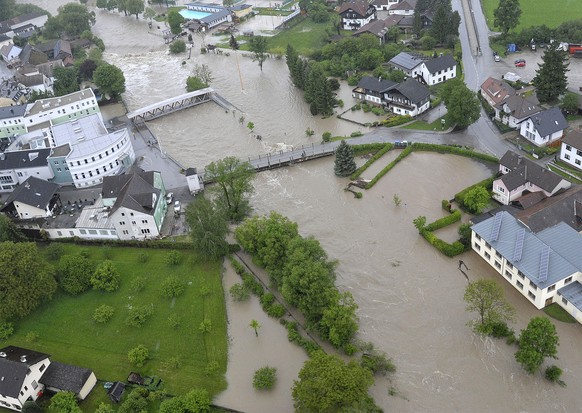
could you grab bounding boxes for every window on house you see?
[495,251,502,259]
[504,270,512,279]
[565,276,573,284]
[566,145,572,151]
[506,262,513,269]
[494,261,501,269]
[516,281,523,289]
[119,221,125,225]
[518,271,524,279]
[484,252,491,259]
[548,285,556,292]
[576,159,581,166]
[79,229,87,234]
[142,219,148,224]
[528,291,536,301]
[474,243,481,251]
[132,221,136,225]
[121,213,125,216]
[123,230,129,235]
[141,228,151,234]
[529,280,537,290]
[565,154,571,160]
[578,150,582,156]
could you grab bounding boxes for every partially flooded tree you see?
[204,157,255,222]
[464,279,514,335]
[248,36,268,71]
[185,196,229,260]
[334,140,356,177]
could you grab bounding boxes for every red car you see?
[514,59,526,67]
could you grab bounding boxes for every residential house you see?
[0,148,53,193]
[0,44,21,65]
[339,0,377,30]
[471,211,582,323]
[0,34,11,49]
[494,94,542,128]
[560,129,582,170]
[0,12,48,39]
[41,362,97,400]
[372,0,399,11]
[389,0,417,15]
[0,104,27,142]
[0,346,50,412]
[519,107,568,147]
[353,17,402,43]
[384,78,430,116]
[480,76,516,108]
[492,150,571,205]
[103,170,167,241]
[0,176,59,219]
[34,39,73,67]
[352,76,398,105]
[352,76,430,116]
[388,52,425,80]
[420,54,457,85]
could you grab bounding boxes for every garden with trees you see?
[0,242,227,411]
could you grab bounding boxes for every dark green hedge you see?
[420,230,466,257]
[351,143,388,156]
[410,143,499,163]
[49,237,196,249]
[281,320,320,356]
[365,146,413,189]
[442,199,452,212]
[350,143,393,180]
[424,209,461,232]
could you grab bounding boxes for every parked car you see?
[166,192,174,204]
[514,59,526,67]
[494,53,501,62]
[174,200,181,214]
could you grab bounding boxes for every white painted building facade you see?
[560,130,582,170]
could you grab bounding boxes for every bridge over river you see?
[127,88,239,123]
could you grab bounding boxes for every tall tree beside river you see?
[532,42,569,103]
[248,36,268,72]
[334,140,357,177]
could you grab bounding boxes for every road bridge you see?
[127,88,239,123]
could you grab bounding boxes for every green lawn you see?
[267,17,334,56]
[543,303,576,323]
[481,0,582,30]
[401,116,447,130]
[3,245,227,412]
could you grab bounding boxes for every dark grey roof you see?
[498,150,565,193]
[339,0,374,17]
[423,54,456,74]
[102,171,161,216]
[389,52,424,70]
[0,149,51,171]
[1,176,59,210]
[528,107,568,137]
[354,19,389,37]
[0,104,26,120]
[391,0,417,10]
[562,129,582,149]
[185,167,198,176]
[0,346,50,398]
[0,34,9,42]
[108,381,125,403]
[40,361,93,395]
[497,94,541,119]
[201,9,230,22]
[472,212,581,289]
[558,281,582,312]
[397,15,414,27]
[390,78,430,104]
[356,76,397,93]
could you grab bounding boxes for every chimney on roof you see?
[20,355,27,363]
[378,76,382,82]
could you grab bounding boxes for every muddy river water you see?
[19,2,582,412]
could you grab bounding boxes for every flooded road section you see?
[17,1,582,411]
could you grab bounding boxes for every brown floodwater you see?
[18,1,582,411]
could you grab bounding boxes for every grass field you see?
[267,17,334,56]
[481,0,582,31]
[400,116,448,130]
[543,303,577,323]
[2,245,227,412]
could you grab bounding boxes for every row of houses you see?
[0,12,48,40]
[0,346,97,412]
[0,89,136,193]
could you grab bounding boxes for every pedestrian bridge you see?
[127,88,238,123]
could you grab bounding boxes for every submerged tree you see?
[533,42,569,103]
[248,36,268,71]
[185,196,230,260]
[334,140,356,177]
[464,279,514,334]
[93,63,126,99]
[515,317,559,374]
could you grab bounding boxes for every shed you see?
[40,361,97,400]
[107,382,126,403]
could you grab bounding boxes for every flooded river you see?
[18,1,582,411]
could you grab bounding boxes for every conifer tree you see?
[533,43,569,103]
[334,140,357,177]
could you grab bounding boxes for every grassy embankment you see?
[481,0,582,31]
[3,245,227,412]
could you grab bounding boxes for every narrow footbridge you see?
[203,141,339,183]
[127,88,239,123]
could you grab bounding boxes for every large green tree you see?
[292,351,376,413]
[515,317,559,374]
[464,279,514,334]
[44,3,95,38]
[57,254,94,295]
[185,196,230,260]
[463,186,490,214]
[0,242,57,321]
[442,80,480,129]
[493,0,521,35]
[334,140,357,177]
[49,391,81,413]
[204,157,255,222]
[0,0,15,21]
[158,389,210,413]
[560,92,579,115]
[304,64,335,116]
[93,63,126,99]
[167,9,185,35]
[248,36,268,71]
[126,0,144,19]
[54,66,80,97]
[532,42,569,103]
[0,214,25,242]
[90,260,120,292]
[319,291,359,348]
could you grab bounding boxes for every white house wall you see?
[422,64,457,85]
[46,227,118,240]
[0,358,51,411]
[520,119,563,147]
[111,207,160,240]
[78,372,97,400]
[560,142,582,170]
[14,201,48,219]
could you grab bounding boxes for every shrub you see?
[128,344,149,367]
[205,360,220,376]
[93,305,115,323]
[45,243,64,260]
[241,272,264,296]
[455,176,496,210]
[379,114,412,127]
[442,199,452,212]
[322,131,332,142]
[489,321,514,338]
[260,292,275,307]
[371,107,384,116]
[229,283,251,301]
[58,254,94,295]
[166,356,182,370]
[0,322,14,340]
[25,331,38,343]
[351,143,387,156]
[545,365,565,385]
[199,319,212,333]
[165,250,181,266]
[412,143,498,163]
[354,191,363,198]
[361,352,396,376]
[458,223,472,247]
[420,230,465,257]
[137,252,149,263]
[282,320,320,356]
[424,210,461,232]
[266,303,286,318]
[125,305,154,327]
[230,257,246,275]
[131,276,146,293]
[350,131,363,137]
[344,343,358,356]
[160,276,186,298]
[167,313,181,329]
[253,366,277,390]
[350,143,393,179]
[169,40,186,53]
[91,260,121,292]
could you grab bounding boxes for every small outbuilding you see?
[40,361,97,400]
[107,381,126,403]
